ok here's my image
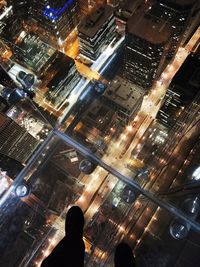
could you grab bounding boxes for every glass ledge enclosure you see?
[0,120,200,266]
[0,3,200,266]
[1,56,200,266]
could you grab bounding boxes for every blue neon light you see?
[43,0,74,21]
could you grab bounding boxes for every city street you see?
[66,25,200,262]
[0,2,200,264]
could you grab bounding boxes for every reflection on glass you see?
[0,128,200,266]
[0,5,200,266]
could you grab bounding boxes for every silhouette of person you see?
[41,206,85,267]
[114,242,136,267]
[41,206,136,267]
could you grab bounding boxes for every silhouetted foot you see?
[65,206,84,238]
[114,242,136,267]
[41,206,85,267]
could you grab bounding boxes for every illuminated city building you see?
[152,94,200,171]
[124,14,171,89]
[2,31,81,109]
[78,5,116,61]
[149,0,197,57]
[10,0,79,43]
[114,1,143,34]
[0,112,39,164]
[8,0,30,19]
[157,51,200,129]
[0,40,12,61]
[156,88,182,129]
[45,53,80,108]
[9,33,57,78]
[0,15,21,45]
[78,0,107,14]
[102,77,144,125]
[0,1,13,34]
[0,0,200,266]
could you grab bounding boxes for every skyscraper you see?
[7,0,30,19]
[39,0,79,41]
[149,0,197,57]
[156,88,183,128]
[0,112,39,164]
[45,52,80,108]
[157,51,200,129]
[78,5,116,61]
[123,13,171,89]
[102,77,144,125]
[10,0,79,42]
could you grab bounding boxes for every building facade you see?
[78,5,116,61]
[157,51,200,129]
[102,77,144,125]
[149,0,197,57]
[9,0,79,42]
[156,88,183,128]
[38,0,79,41]
[8,0,30,19]
[123,14,171,89]
[45,52,80,108]
[0,112,39,164]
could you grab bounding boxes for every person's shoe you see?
[65,206,84,238]
[114,242,136,267]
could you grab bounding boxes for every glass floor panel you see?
[0,129,200,267]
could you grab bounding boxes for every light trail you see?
[91,36,125,72]
[57,78,90,124]
[99,52,117,75]
[58,36,125,125]
[0,5,12,20]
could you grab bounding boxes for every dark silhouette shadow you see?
[41,206,136,266]
[114,242,136,267]
[41,206,85,267]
